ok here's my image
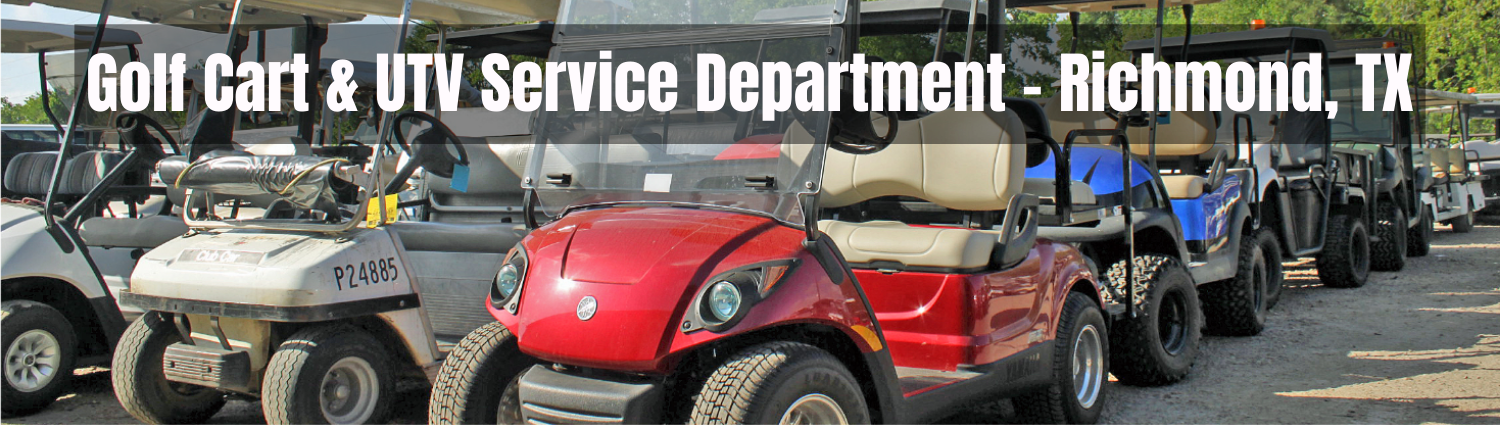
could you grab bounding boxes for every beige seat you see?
[1042,95,1218,157]
[1160,175,1208,199]
[819,109,1027,271]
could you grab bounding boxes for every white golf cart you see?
[1415,89,1487,232]
[108,0,559,423]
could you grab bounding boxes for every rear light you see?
[1383,41,1397,48]
[1251,19,1266,30]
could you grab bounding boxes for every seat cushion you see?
[820,220,997,271]
[389,221,527,253]
[1160,175,1207,199]
[79,215,189,248]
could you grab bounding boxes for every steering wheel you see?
[114,112,181,158]
[824,75,900,155]
[383,111,471,194]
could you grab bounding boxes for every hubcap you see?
[1158,290,1188,355]
[319,357,379,424]
[779,394,848,425]
[5,329,61,392]
[1072,324,1104,409]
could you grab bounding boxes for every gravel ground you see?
[6,221,1498,424]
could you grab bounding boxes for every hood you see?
[509,206,793,370]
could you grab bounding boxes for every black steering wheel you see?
[823,75,900,155]
[382,111,471,194]
[114,112,182,159]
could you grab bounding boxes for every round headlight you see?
[495,264,521,299]
[708,281,742,322]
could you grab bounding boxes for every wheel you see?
[1014,292,1108,424]
[1258,230,1286,310]
[2,300,77,416]
[262,324,394,425]
[1316,214,1371,288]
[1104,255,1201,386]
[428,322,537,425]
[1200,228,1276,336]
[1408,208,1433,257]
[1370,202,1408,271]
[1451,211,1475,233]
[690,341,868,425]
[112,313,227,424]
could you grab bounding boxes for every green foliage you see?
[0,92,66,125]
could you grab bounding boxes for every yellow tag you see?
[365,194,399,228]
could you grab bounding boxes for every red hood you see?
[507,206,798,371]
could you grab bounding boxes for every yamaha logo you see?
[576,296,598,321]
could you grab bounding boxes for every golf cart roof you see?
[1121,27,1334,61]
[426,22,555,57]
[0,0,365,32]
[1468,102,1500,119]
[1013,0,1219,13]
[1415,89,1479,105]
[859,0,986,29]
[259,0,560,26]
[0,19,142,53]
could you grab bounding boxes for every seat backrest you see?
[425,136,533,224]
[59,150,126,195]
[821,109,1027,211]
[1041,94,1218,157]
[4,152,59,196]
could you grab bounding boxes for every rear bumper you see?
[517,365,664,424]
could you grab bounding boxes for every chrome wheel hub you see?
[5,329,61,392]
[779,393,848,425]
[1072,324,1104,409]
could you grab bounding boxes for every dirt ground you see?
[6,221,1498,424]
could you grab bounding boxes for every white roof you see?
[1,19,142,53]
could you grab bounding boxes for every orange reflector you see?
[1251,19,1266,30]
[1469,87,1478,94]
[1383,41,1397,48]
[851,325,883,351]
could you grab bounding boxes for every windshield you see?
[558,0,845,36]
[526,36,836,224]
[1329,63,1395,143]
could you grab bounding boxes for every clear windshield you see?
[525,36,837,224]
[1329,63,1395,143]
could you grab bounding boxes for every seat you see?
[1023,178,1097,205]
[1160,175,1208,199]
[820,109,1027,271]
[1042,94,1218,157]
[820,220,998,271]
[78,215,189,248]
[59,150,126,195]
[3,152,58,197]
[424,136,532,224]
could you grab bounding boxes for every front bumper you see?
[119,292,421,322]
[517,365,664,424]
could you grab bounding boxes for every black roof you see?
[427,22,556,57]
[1121,27,1334,61]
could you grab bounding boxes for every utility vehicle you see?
[107,1,560,423]
[429,0,1110,423]
[1115,28,1376,300]
[1413,89,1486,233]
[1322,37,1426,270]
[1464,99,1500,208]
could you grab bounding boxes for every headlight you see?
[707,281,742,321]
[490,246,528,314]
[495,264,521,299]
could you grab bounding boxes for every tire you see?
[1104,255,1201,387]
[1451,211,1475,233]
[1408,208,1433,257]
[112,313,227,424]
[1370,202,1408,271]
[1258,230,1286,310]
[2,300,77,416]
[262,324,394,425]
[1200,228,1275,336]
[1013,292,1108,424]
[1316,214,1371,288]
[690,342,868,425]
[429,322,537,425]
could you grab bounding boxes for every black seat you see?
[3,152,59,197]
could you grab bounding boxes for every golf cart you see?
[1464,99,1500,209]
[429,0,1110,423]
[0,18,173,416]
[108,1,559,423]
[1414,89,1486,233]
[1116,28,1377,298]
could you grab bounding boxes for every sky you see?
[1,3,403,101]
